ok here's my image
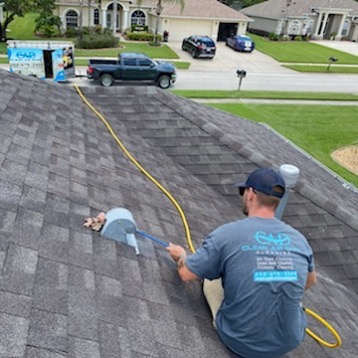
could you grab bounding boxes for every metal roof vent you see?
[276,164,300,220]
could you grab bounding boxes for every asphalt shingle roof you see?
[0,70,357,357]
[241,0,358,19]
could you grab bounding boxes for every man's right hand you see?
[166,243,187,262]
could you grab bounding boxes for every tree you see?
[137,0,185,45]
[34,0,61,37]
[0,0,33,41]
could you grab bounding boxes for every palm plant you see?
[137,0,185,45]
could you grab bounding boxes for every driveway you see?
[314,40,358,56]
[168,40,295,74]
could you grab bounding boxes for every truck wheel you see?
[157,75,171,89]
[100,74,114,87]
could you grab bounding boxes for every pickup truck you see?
[86,52,177,89]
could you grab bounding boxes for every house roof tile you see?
[241,0,358,19]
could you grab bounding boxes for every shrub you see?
[268,32,279,41]
[131,25,149,32]
[37,24,60,37]
[94,25,102,35]
[126,31,163,42]
[35,14,62,38]
[76,34,119,49]
[103,27,113,36]
[65,27,79,38]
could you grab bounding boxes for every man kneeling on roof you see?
[167,168,317,358]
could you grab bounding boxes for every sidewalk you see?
[194,98,358,105]
[314,40,358,56]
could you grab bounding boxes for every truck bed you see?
[88,59,118,65]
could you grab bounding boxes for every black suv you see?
[181,35,216,59]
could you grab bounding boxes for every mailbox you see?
[327,57,338,70]
[236,68,246,91]
[237,69,247,78]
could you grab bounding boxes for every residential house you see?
[241,0,358,41]
[54,0,253,41]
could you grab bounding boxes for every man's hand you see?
[166,243,187,262]
[166,243,199,282]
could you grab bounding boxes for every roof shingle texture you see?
[0,70,357,357]
[241,0,358,19]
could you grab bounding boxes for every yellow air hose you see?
[74,85,341,349]
[73,85,196,253]
[304,307,342,348]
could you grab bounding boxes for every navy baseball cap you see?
[235,168,286,198]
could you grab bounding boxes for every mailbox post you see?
[236,69,246,91]
[327,56,338,71]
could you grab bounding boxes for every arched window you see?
[131,10,146,26]
[107,3,121,11]
[66,10,78,28]
[94,8,100,25]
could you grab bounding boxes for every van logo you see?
[16,52,36,60]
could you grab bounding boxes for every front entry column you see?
[336,13,347,40]
[314,11,323,37]
[319,12,329,37]
[122,9,129,32]
[102,9,107,28]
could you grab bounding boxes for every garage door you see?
[168,19,213,41]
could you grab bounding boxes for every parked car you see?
[86,52,176,89]
[181,35,216,59]
[226,35,255,52]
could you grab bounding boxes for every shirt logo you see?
[255,231,291,246]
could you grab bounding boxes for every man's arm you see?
[166,243,199,282]
[305,271,317,290]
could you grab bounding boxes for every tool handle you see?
[135,230,169,247]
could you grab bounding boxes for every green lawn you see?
[6,13,38,39]
[251,34,358,64]
[74,43,179,59]
[283,64,358,73]
[205,102,358,187]
[171,90,358,101]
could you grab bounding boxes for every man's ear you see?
[247,188,256,201]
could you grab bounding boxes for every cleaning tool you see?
[100,207,168,255]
